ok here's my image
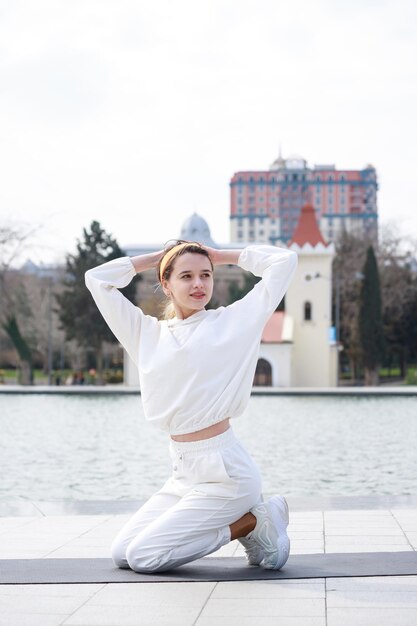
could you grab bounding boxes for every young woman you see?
[85,240,297,573]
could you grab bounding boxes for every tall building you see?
[230,152,378,244]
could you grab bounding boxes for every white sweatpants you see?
[111,428,263,573]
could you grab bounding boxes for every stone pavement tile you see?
[394,519,417,531]
[62,531,113,545]
[0,594,93,615]
[0,518,38,534]
[391,509,417,517]
[325,510,393,517]
[325,535,410,546]
[0,614,69,626]
[211,580,325,599]
[63,604,202,626]
[288,520,323,533]
[327,591,417,608]
[326,576,417,591]
[327,608,417,625]
[326,544,413,553]
[291,511,324,519]
[198,598,325,617]
[290,540,324,552]
[291,547,326,555]
[196,618,325,626]
[9,532,83,543]
[0,584,104,597]
[289,531,324,540]
[326,526,403,537]
[324,519,400,528]
[18,516,111,532]
[326,574,417,608]
[0,548,54,558]
[86,581,215,606]
[0,584,105,626]
[406,532,417,547]
[48,546,111,558]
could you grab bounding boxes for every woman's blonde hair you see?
[157,240,213,320]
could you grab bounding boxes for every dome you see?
[179,213,217,246]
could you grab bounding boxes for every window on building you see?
[304,301,312,321]
[259,229,264,236]
[238,230,243,238]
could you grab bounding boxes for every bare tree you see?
[0,223,39,384]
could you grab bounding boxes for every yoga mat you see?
[1,553,417,584]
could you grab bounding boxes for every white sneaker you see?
[238,534,264,566]
[250,495,290,570]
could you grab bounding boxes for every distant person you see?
[85,240,297,574]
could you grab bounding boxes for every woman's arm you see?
[204,247,243,267]
[85,253,163,366]
[222,244,298,326]
[130,249,165,273]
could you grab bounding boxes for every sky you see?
[0,0,416,265]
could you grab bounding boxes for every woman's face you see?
[163,252,214,319]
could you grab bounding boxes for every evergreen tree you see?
[56,221,140,383]
[358,245,385,385]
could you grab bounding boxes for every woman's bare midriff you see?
[171,418,230,442]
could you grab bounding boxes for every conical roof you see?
[290,203,328,247]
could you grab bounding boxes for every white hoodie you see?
[85,245,297,435]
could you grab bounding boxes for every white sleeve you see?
[85,257,158,366]
[228,245,298,326]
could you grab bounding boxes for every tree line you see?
[0,220,416,385]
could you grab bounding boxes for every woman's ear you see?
[162,280,171,297]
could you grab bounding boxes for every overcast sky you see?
[1,0,416,264]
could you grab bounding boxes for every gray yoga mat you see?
[1,553,417,584]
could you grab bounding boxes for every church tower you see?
[286,204,338,386]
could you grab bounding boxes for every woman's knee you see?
[125,541,166,573]
[110,537,129,569]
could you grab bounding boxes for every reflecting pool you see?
[0,394,416,500]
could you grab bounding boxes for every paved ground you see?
[1,497,417,625]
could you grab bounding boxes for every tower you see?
[286,204,338,386]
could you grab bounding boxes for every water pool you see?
[0,394,416,500]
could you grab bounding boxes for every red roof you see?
[290,203,327,247]
[262,311,285,343]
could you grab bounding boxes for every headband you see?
[159,242,203,282]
